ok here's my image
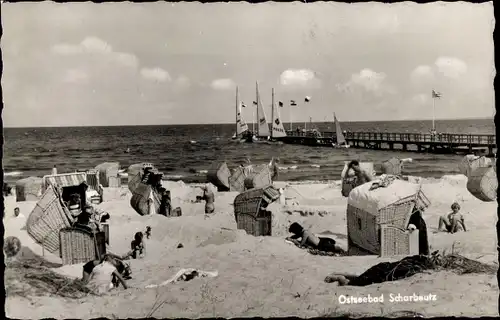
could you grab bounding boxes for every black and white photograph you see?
[2,1,497,318]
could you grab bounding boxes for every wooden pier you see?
[282,130,496,156]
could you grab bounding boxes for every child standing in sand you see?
[202,185,215,214]
[287,222,343,253]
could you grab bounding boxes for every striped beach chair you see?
[86,169,103,204]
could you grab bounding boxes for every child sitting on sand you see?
[438,202,467,234]
[287,222,343,253]
[129,232,146,259]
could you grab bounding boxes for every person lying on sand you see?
[346,160,373,185]
[83,255,128,294]
[438,202,467,234]
[287,222,344,253]
[202,185,215,214]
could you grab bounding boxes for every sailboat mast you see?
[235,86,239,137]
[271,88,275,139]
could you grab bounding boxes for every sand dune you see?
[5,174,498,318]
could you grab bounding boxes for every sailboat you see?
[332,113,350,149]
[269,87,286,143]
[231,86,249,142]
[251,81,271,143]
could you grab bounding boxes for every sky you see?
[1,1,495,127]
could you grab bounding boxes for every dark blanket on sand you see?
[346,255,434,287]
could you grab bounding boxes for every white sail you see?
[334,113,346,145]
[236,102,249,135]
[271,89,286,138]
[256,84,270,137]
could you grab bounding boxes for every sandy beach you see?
[5,174,498,318]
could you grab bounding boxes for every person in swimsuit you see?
[202,185,215,214]
[85,255,128,294]
[67,193,83,218]
[287,222,343,253]
[346,160,373,185]
[438,202,467,234]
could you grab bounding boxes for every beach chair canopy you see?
[348,178,428,216]
[234,185,281,213]
[42,172,87,193]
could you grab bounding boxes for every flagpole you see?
[432,95,436,132]
[271,88,274,140]
[290,102,293,131]
[235,86,238,137]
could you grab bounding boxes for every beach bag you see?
[459,155,492,178]
[466,166,497,202]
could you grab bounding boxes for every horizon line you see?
[3,116,494,129]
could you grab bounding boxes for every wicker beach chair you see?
[233,185,281,236]
[26,185,74,254]
[130,183,162,216]
[15,176,43,202]
[229,166,246,193]
[86,169,103,204]
[346,178,430,257]
[207,161,231,192]
[95,162,120,187]
[59,227,106,265]
[244,165,273,190]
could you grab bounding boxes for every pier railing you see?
[284,130,496,145]
[344,132,496,145]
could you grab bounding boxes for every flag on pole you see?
[253,101,258,105]
[432,90,441,99]
[305,96,311,102]
[278,101,284,107]
[290,100,297,106]
[241,102,247,108]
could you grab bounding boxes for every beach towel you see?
[145,268,219,288]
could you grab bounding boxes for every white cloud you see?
[80,37,113,54]
[174,75,191,90]
[63,69,89,83]
[435,56,468,79]
[211,78,236,90]
[411,65,434,81]
[279,69,318,87]
[140,67,171,82]
[51,36,138,68]
[338,68,395,96]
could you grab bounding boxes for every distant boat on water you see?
[332,113,350,149]
[249,81,271,143]
[231,86,249,143]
